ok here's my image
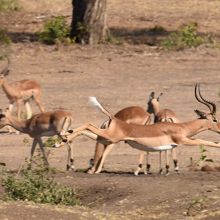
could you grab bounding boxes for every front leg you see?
[181,138,220,148]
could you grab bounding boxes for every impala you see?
[134,92,180,175]
[87,106,151,174]
[65,83,220,174]
[0,109,74,170]
[0,57,45,127]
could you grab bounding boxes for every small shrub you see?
[44,136,62,148]
[0,29,11,45]
[38,16,71,44]
[1,155,79,206]
[161,22,206,50]
[198,145,213,165]
[0,0,21,12]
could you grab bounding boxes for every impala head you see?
[0,57,10,85]
[194,83,220,133]
[147,91,163,114]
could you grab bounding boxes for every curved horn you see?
[194,83,212,112]
[0,56,10,76]
[198,83,216,115]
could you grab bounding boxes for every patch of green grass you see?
[161,22,207,50]
[1,155,79,206]
[0,0,21,12]
[38,16,71,45]
[44,136,62,148]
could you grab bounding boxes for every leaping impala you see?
[87,106,151,174]
[65,83,220,174]
[134,92,180,176]
[0,57,45,126]
[0,109,74,170]
[89,92,176,175]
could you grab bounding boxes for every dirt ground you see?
[1,0,220,219]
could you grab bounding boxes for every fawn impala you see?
[0,57,45,124]
[65,83,220,174]
[87,106,151,174]
[134,91,180,176]
[0,109,74,169]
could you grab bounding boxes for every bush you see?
[1,156,79,206]
[161,22,206,50]
[38,16,71,45]
[44,136,62,148]
[0,0,21,12]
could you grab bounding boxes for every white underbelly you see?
[126,140,178,152]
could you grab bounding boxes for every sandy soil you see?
[1,0,220,219]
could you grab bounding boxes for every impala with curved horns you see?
[0,57,45,126]
[65,83,220,174]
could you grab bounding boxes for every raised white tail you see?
[89,96,113,118]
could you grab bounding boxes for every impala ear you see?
[194,109,207,119]
[157,92,163,101]
[149,92,155,100]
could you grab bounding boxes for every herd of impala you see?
[0,57,220,175]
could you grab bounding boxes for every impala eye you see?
[213,118,218,122]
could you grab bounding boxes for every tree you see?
[70,0,108,44]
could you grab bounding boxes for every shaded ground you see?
[1,0,220,219]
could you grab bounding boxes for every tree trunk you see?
[70,0,108,44]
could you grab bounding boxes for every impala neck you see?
[184,119,210,137]
[7,115,28,134]
[152,101,160,115]
[2,79,17,98]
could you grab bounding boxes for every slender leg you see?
[66,141,75,171]
[7,103,14,133]
[171,148,179,173]
[165,150,170,175]
[159,151,163,174]
[17,100,22,120]
[95,143,115,174]
[134,152,145,176]
[145,152,151,175]
[37,137,49,167]
[181,138,220,148]
[24,101,32,119]
[87,142,106,174]
[34,95,45,112]
[66,123,116,143]
[29,138,38,165]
